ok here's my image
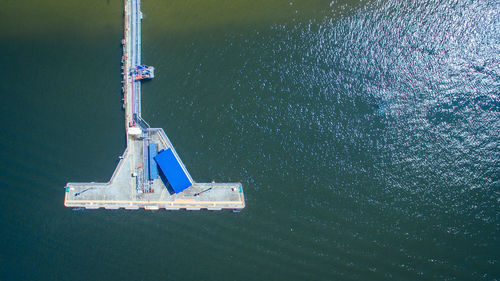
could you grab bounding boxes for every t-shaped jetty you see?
[64,0,245,211]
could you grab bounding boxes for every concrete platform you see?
[64,0,245,211]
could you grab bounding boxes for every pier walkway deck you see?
[64,0,245,211]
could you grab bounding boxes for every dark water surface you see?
[1,0,498,280]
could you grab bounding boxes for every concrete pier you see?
[64,0,245,211]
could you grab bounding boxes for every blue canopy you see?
[154,148,192,193]
[148,143,158,180]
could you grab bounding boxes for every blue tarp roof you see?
[154,148,192,193]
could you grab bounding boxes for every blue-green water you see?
[0,0,499,280]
